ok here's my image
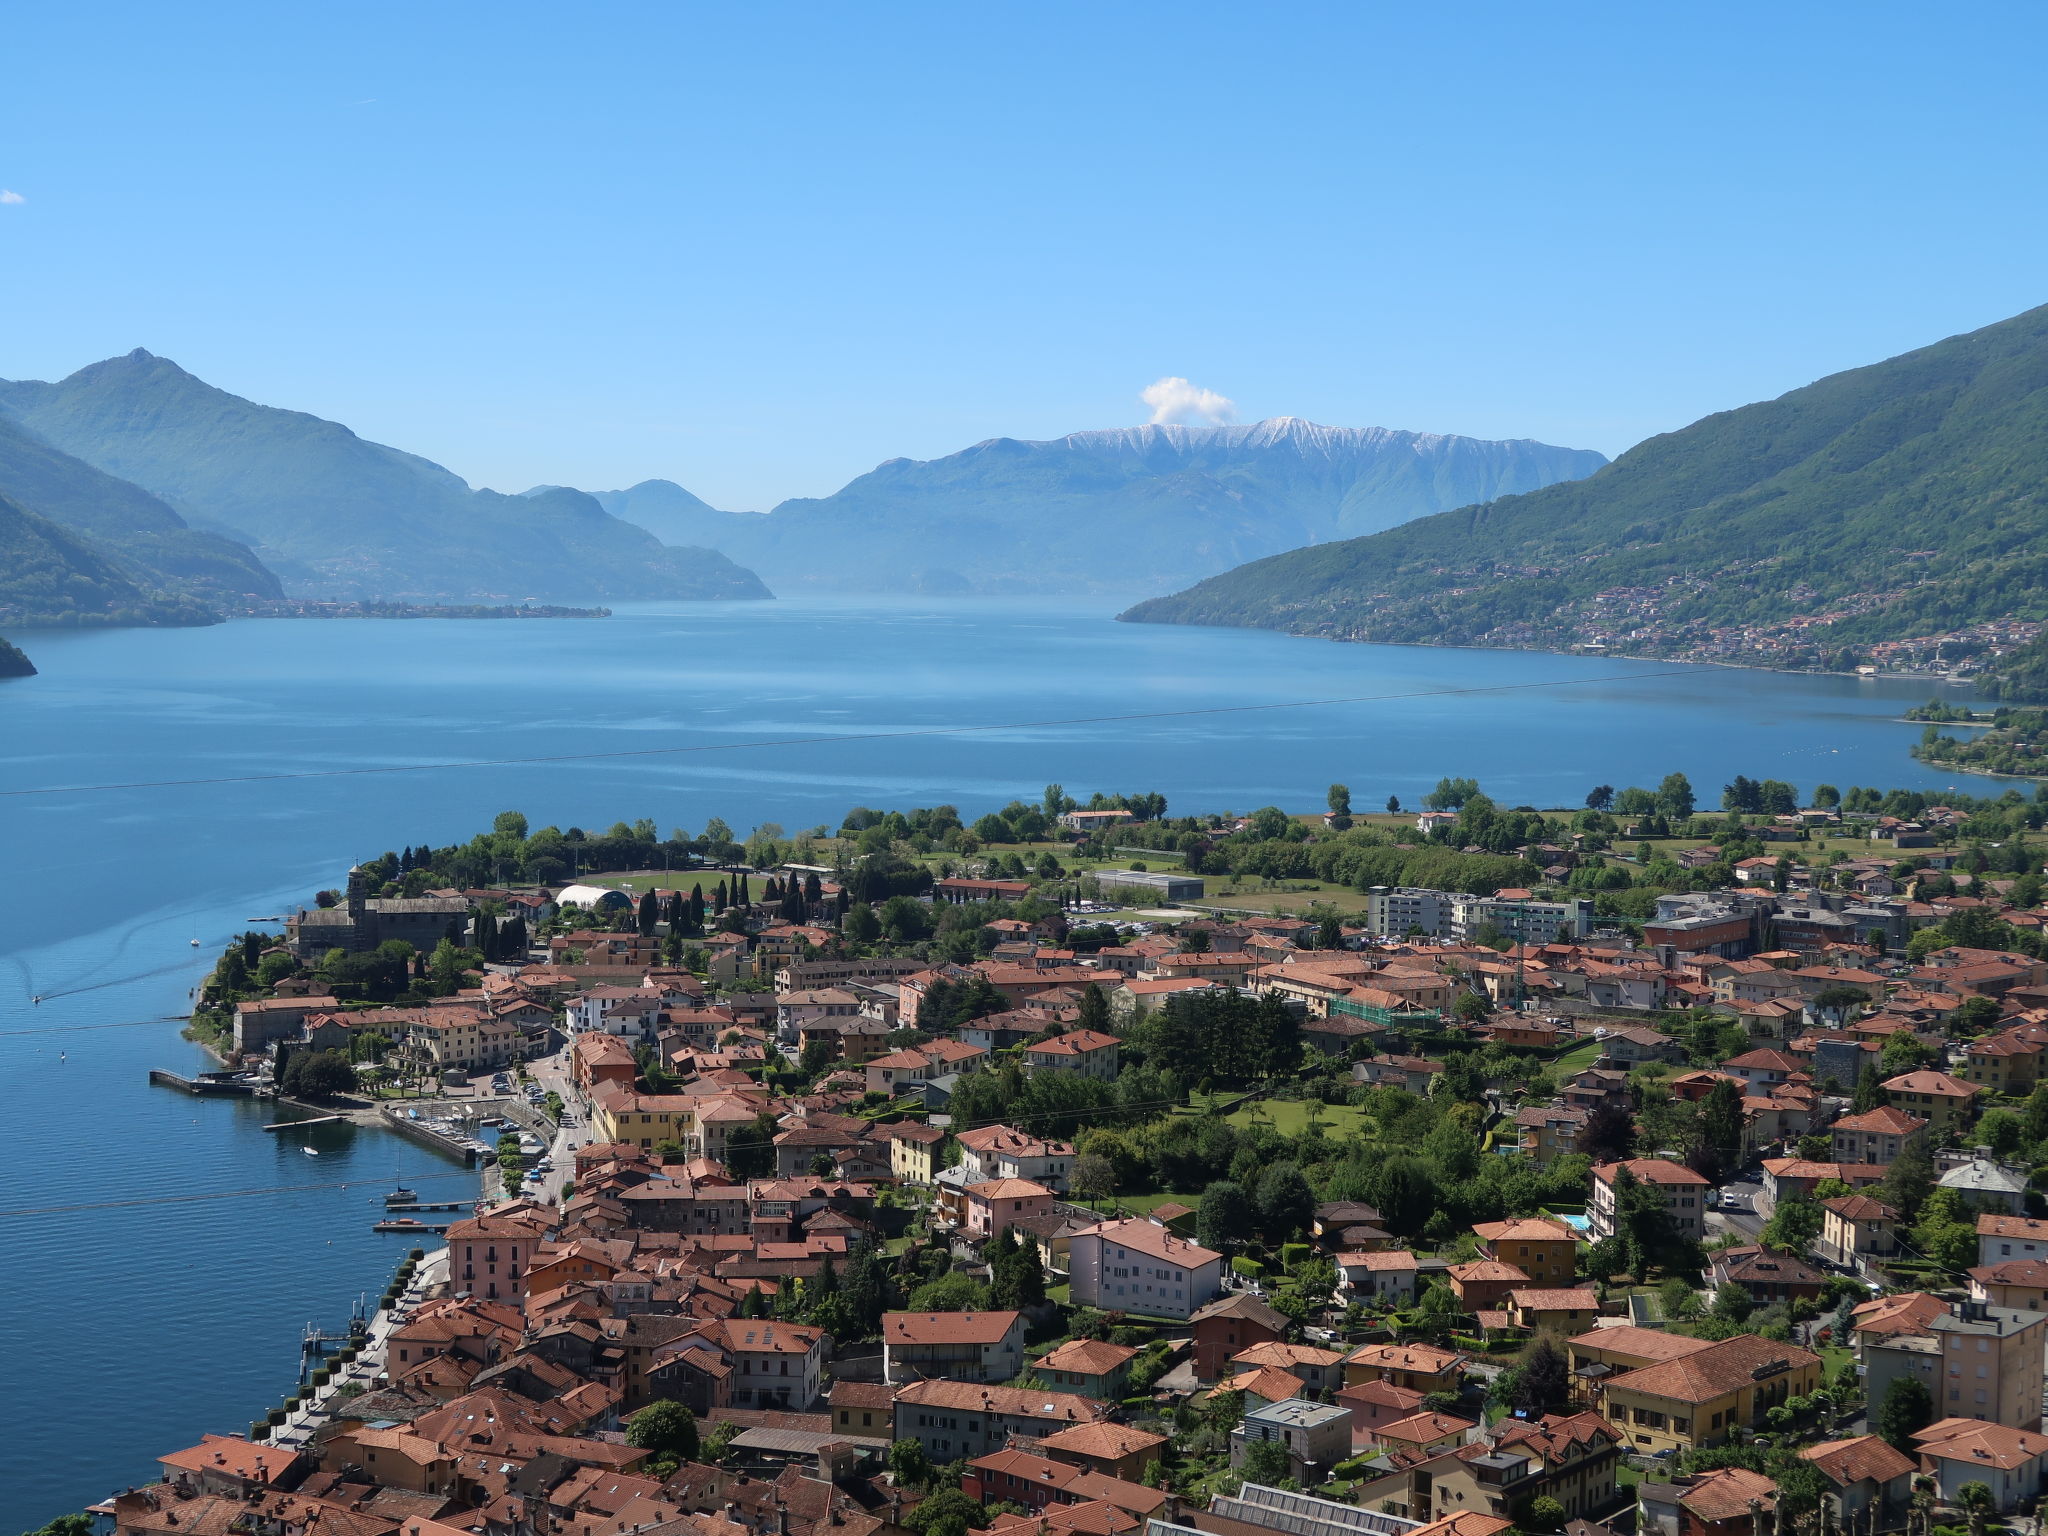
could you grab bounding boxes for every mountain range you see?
[577,420,1607,595]
[0,351,770,616]
[1121,303,2048,664]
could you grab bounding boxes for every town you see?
[97,776,2048,1536]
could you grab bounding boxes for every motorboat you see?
[303,1147,319,1157]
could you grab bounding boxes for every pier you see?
[263,1114,344,1131]
[148,1068,258,1096]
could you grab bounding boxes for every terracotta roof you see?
[1880,1069,1979,1098]
[1510,1288,1602,1311]
[1377,1411,1477,1444]
[1471,1217,1578,1244]
[1799,1435,1915,1488]
[1607,1333,1820,1404]
[895,1379,1106,1421]
[1036,1421,1169,1461]
[882,1310,1023,1345]
[1563,1325,1719,1363]
[1229,1365,1310,1401]
[1076,1217,1221,1268]
[1832,1106,1927,1134]
[1823,1195,1897,1223]
[1970,1259,2048,1287]
[158,1435,299,1484]
[1914,1418,2048,1470]
[1344,1341,1465,1375]
[1449,1260,1532,1284]
[1592,1157,1709,1187]
[1681,1467,1778,1522]
[1036,1338,1140,1376]
[1978,1214,2048,1240]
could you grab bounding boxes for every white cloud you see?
[1141,375,1236,427]
[0,190,23,205]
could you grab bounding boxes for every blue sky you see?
[3,2,2046,509]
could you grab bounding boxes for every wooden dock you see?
[384,1201,468,1213]
[374,1219,453,1233]
[263,1114,344,1131]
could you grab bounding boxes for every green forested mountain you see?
[0,493,220,628]
[0,634,35,676]
[0,411,280,602]
[1121,304,2048,659]
[0,352,770,603]
[583,419,1604,595]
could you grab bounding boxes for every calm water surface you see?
[0,595,1988,1521]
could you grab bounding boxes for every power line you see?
[0,667,1699,798]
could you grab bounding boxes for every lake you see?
[0,594,1986,1523]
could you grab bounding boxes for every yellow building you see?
[1472,1217,1580,1284]
[882,1121,946,1184]
[1879,1070,1981,1136]
[1597,1333,1820,1454]
[590,1081,699,1150]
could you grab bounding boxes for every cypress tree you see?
[713,881,728,912]
[638,890,659,937]
[804,872,823,906]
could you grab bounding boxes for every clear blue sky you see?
[4,2,2046,509]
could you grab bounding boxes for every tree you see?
[1881,1136,1937,1225]
[889,1437,935,1490]
[1512,1336,1571,1415]
[1657,772,1696,820]
[1878,1375,1933,1449]
[1071,1153,1118,1206]
[1761,1195,1823,1254]
[905,1490,986,1536]
[627,1399,700,1462]
[726,1110,780,1179]
[1523,1497,1568,1533]
[281,1050,357,1098]
[1955,1481,1996,1536]
[1578,1098,1635,1162]
[1254,1162,1316,1244]
[1198,1179,1256,1249]
[1238,1437,1292,1488]
[1386,795,1401,814]
[1326,784,1352,830]
[1693,1078,1745,1183]
[1586,785,1615,811]
[1852,1063,1890,1113]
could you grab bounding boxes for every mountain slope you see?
[0,411,281,601]
[1121,304,2048,661]
[0,492,220,627]
[0,352,770,602]
[590,420,1605,595]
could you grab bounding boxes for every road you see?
[1706,1168,1766,1244]
[522,1045,592,1204]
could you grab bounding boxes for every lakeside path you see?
[266,1246,449,1455]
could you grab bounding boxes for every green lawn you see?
[1223,1098,1375,1138]
[1552,1039,1604,1076]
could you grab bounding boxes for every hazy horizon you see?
[4,2,2047,509]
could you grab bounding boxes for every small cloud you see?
[1141,375,1236,427]
[0,190,24,205]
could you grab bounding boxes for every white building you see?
[1067,1217,1224,1320]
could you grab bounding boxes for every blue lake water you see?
[0,594,1991,1522]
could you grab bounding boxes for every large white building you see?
[1067,1217,1225,1320]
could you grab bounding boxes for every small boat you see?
[246,915,283,923]
[303,1147,319,1157]
[384,1186,419,1206]
[189,939,201,946]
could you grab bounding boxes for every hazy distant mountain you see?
[0,411,280,604]
[0,492,220,629]
[586,419,1606,595]
[0,352,771,603]
[1121,303,2048,659]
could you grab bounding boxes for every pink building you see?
[964,1177,1055,1238]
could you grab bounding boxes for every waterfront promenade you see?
[265,1246,450,1454]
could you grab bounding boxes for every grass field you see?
[1552,1039,1604,1077]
